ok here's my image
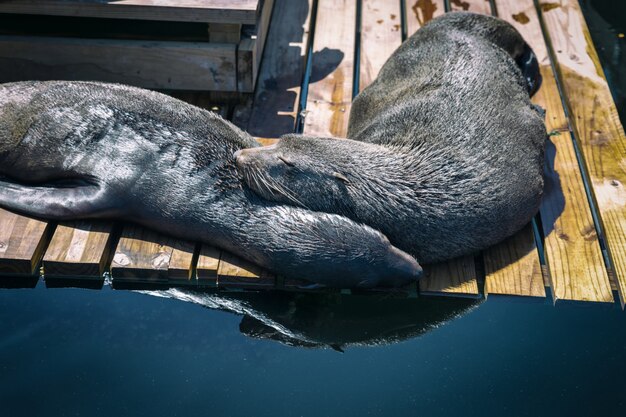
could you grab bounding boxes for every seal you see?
[0,80,422,288]
[235,12,547,263]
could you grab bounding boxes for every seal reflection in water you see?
[236,12,547,264]
[0,81,422,288]
[144,289,482,350]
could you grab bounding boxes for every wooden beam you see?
[0,36,238,91]
[217,251,276,289]
[398,0,481,297]
[42,221,113,278]
[530,0,616,303]
[448,0,492,14]
[0,209,51,275]
[196,245,220,287]
[359,0,403,90]
[484,223,545,297]
[0,0,261,24]
[238,0,313,137]
[419,258,480,297]
[111,224,194,283]
[404,0,445,37]
[303,0,357,137]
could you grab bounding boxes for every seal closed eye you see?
[236,12,547,264]
[0,80,422,288]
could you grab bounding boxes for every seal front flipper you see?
[0,178,120,220]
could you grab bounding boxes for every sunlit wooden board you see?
[111,224,194,283]
[459,0,543,298]
[359,0,403,90]
[217,251,276,289]
[484,223,545,298]
[237,0,313,137]
[531,0,616,303]
[196,245,220,287]
[0,0,262,24]
[449,0,492,14]
[419,257,480,297]
[404,0,445,36]
[0,208,51,275]
[43,221,113,278]
[303,0,357,137]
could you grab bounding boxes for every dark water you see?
[1,283,626,417]
[2,1,626,416]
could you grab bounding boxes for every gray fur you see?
[0,80,422,288]
[236,12,547,263]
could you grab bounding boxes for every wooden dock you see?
[1,0,625,306]
[0,0,274,92]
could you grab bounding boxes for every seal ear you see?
[332,172,350,184]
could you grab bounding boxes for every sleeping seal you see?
[0,81,421,288]
[235,12,547,263]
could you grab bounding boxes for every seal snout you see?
[385,245,423,286]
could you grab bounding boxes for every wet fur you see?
[237,12,547,263]
[0,81,421,287]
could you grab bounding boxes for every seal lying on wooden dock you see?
[235,12,547,263]
[0,81,422,288]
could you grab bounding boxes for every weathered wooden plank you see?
[449,0,541,298]
[404,0,445,37]
[207,23,242,43]
[0,36,237,91]
[167,242,197,283]
[236,0,275,93]
[359,0,402,90]
[419,257,480,297]
[530,0,616,303]
[449,0,492,14]
[111,224,194,282]
[196,245,220,286]
[42,221,113,278]
[0,209,51,275]
[495,1,603,302]
[217,251,276,289]
[237,38,257,93]
[303,0,356,137]
[398,0,481,297]
[239,0,313,137]
[0,0,261,24]
[484,223,545,298]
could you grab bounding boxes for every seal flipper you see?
[0,179,119,220]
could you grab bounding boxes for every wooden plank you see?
[446,0,541,299]
[398,1,481,297]
[484,223,545,297]
[303,0,356,137]
[0,36,237,91]
[240,0,313,137]
[0,0,261,24]
[42,221,113,278]
[167,242,197,284]
[237,38,257,93]
[404,0,445,37]
[494,1,604,301]
[527,0,615,303]
[111,224,194,282]
[208,23,242,43]
[419,257,480,297]
[196,245,220,286]
[0,209,51,275]
[359,0,402,90]
[217,251,276,289]
[449,0,492,14]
